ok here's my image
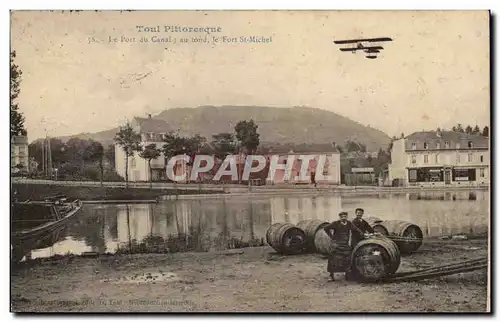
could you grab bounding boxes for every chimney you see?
[436,128,442,138]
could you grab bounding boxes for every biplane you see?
[333,37,393,59]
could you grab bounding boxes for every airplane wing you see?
[334,37,392,44]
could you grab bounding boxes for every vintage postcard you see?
[10,10,490,313]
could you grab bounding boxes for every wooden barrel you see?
[296,220,329,252]
[364,216,383,225]
[362,217,389,235]
[266,223,306,255]
[350,235,401,282]
[377,220,423,254]
[313,228,335,255]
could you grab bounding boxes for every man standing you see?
[352,208,374,246]
[323,212,363,281]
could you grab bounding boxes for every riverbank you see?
[11,238,489,312]
[12,183,224,202]
[12,179,488,201]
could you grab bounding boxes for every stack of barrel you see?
[364,217,423,254]
[297,219,401,281]
[266,220,403,282]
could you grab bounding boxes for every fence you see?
[344,173,377,186]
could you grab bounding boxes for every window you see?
[159,133,167,140]
[467,153,473,163]
[130,157,136,168]
[435,154,439,163]
[411,155,417,164]
[411,143,417,150]
[468,141,473,148]
[436,142,441,149]
[480,168,485,178]
[456,153,460,163]
[424,155,429,164]
[424,142,428,149]
[480,155,484,163]
[456,142,460,149]
[444,141,450,148]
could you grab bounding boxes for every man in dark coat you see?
[323,212,364,281]
[351,208,374,246]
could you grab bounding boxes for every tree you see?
[472,125,481,135]
[10,51,26,138]
[400,132,405,139]
[104,144,116,168]
[85,140,104,185]
[465,125,473,134]
[366,155,374,166]
[163,132,206,161]
[66,138,92,172]
[189,134,207,160]
[114,122,142,187]
[234,120,260,155]
[344,140,366,153]
[456,123,464,133]
[211,132,237,159]
[482,126,489,137]
[139,143,161,188]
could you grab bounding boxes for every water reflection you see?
[19,190,489,259]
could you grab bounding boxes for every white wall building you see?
[389,130,489,186]
[115,116,173,182]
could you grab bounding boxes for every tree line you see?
[11,51,26,138]
[27,138,119,182]
[446,124,489,137]
[114,119,260,187]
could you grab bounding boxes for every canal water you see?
[25,190,488,259]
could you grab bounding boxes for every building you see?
[388,130,489,186]
[11,135,29,174]
[115,116,173,182]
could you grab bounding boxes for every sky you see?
[10,10,490,141]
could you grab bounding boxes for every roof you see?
[133,117,171,134]
[405,131,489,150]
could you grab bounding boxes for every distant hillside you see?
[55,106,391,151]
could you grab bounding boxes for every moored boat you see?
[11,196,83,244]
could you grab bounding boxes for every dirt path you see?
[11,239,489,312]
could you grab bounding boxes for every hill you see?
[55,106,391,151]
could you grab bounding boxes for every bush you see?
[102,170,124,182]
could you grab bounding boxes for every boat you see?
[11,195,83,243]
[11,224,68,263]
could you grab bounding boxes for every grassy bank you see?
[12,183,224,201]
[11,239,488,312]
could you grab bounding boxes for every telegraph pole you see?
[41,138,46,175]
[47,137,52,178]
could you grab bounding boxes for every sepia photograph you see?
[9,10,490,313]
